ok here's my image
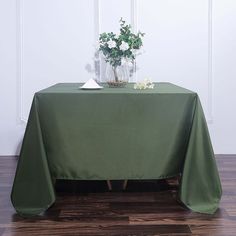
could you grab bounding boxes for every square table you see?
[11,83,222,216]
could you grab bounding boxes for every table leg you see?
[106,180,112,191]
[123,180,128,190]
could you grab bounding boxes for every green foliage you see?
[99,18,145,68]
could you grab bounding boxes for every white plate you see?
[80,78,103,90]
[80,86,103,90]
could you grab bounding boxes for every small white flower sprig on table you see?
[134,78,155,90]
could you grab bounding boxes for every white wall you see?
[0,0,236,155]
[210,0,236,153]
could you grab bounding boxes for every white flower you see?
[107,40,116,49]
[149,83,154,89]
[120,41,129,51]
[130,49,137,55]
[114,34,119,39]
[134,78,154,90]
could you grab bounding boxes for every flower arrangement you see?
[134,78,155,90]
[99,18,144,86]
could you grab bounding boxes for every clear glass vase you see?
[105,63,130,88]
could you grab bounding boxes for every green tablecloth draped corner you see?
[179,98,222,214]
[11,97,56,216]
[11,83,222,216]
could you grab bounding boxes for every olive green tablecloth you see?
[11,83,222,215]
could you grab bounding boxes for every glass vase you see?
[105,63,130,88]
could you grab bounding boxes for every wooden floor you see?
[0,155,236,236]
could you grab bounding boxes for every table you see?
[11,83,222,216]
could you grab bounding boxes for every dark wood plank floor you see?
[0,155,235,235]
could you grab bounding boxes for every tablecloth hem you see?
[52,173,181,181]
[181,201,221,215]
[13,201,55,217]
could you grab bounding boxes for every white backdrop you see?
[0,0,236,155]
